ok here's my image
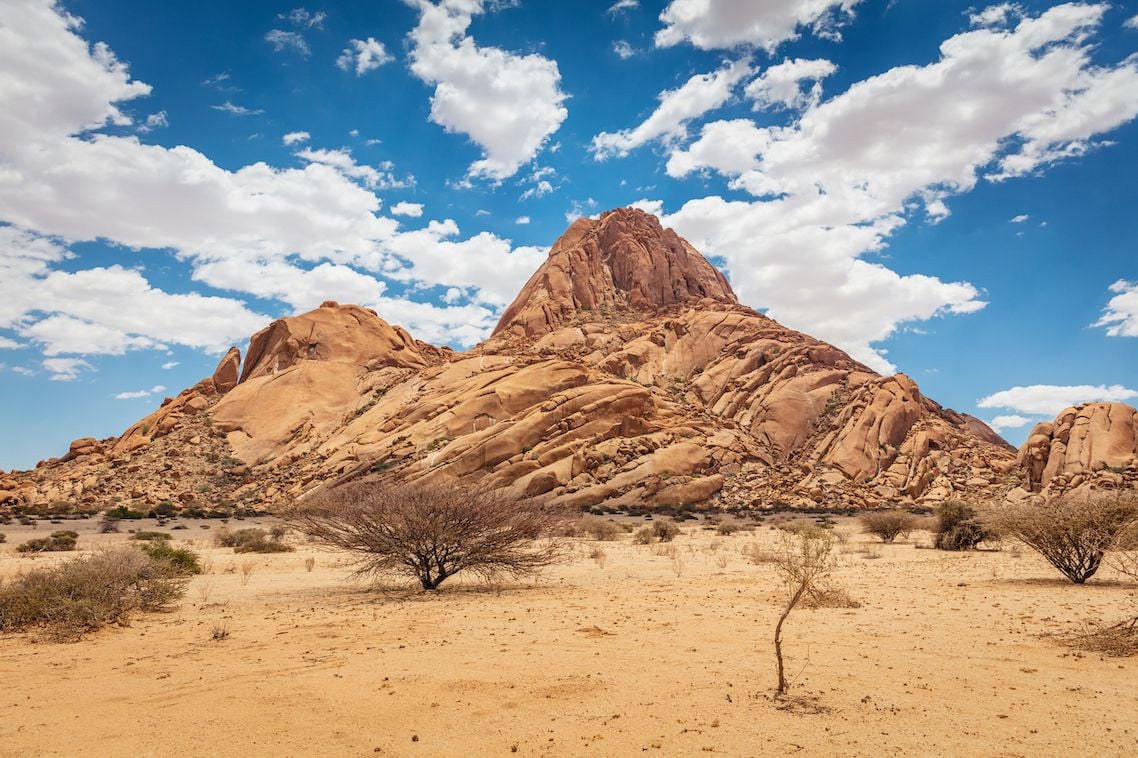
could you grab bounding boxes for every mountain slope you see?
[2,208,1130,515]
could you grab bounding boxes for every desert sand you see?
[2,517,1136,757]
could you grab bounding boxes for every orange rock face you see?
[1017,403,1138,493]
[6,208,1132,514]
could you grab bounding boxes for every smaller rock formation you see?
[211,347,241,394]
[1017,402,1138,492]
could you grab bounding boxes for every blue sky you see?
[1,0,1137,470]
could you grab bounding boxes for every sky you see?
[1,0,1137,470]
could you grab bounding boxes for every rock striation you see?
[3,208,1133,515]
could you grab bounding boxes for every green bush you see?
[215,527,293,554]
[0,548,188,641]
[934,501,991,551]
[105,505,145,520]
[17,530,78,553]
[136,541,202,575]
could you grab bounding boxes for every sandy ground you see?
[1,516,1137,757]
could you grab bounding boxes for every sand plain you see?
[1,516,1136,757]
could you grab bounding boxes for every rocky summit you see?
[2,208,1135,515]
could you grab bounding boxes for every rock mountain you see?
[2,209,1135,514]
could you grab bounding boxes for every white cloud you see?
[656,4,1138,372]
[1094,279,1138,337]
[744,58,836,111]
[613,40,635,59]
[265,29,310,56]
[591,59,751,159]
[161,360,179,369]
[655,0,862,52]
[137,111,168,133]
[989,414,1035,431]
[1126,14,1138,30]
[978,383,1138,417]
[11,366,35,377]
[1010,214,1030,223]
[212,101,263,116]
[390,201,424,217]
[515,215,530,225]
[43,357,92,381]
[337,37,393,75]
[295,147,412,189]
[280,8,325,29]
[970,3,1023,28]
[282,130,310,146]
[608,0,639,13]
[0,336,23,349]
[192,258,388,312]
[407,0,568,180]
[114,384,166,400]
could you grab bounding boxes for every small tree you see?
[860,511,917,543]
[933,501,991,550]
[289,480,565,590]
[772,528,836,697]
[986,492,1138,584]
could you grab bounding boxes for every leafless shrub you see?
[211,623,230,642]
[831,528,852,546]
[860,511,918,543]
[633,521,681,545]
[560,516,623,541]
[985,492,1138,583]
[771,529,837,697]
[0,548,187,641]
[1064,614,1138,657]
[288,480,566,590]
[304,556,316,572]
[715,554,729,569]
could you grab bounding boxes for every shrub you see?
[860,511,918,543]
[99,518,121,534]
[215,527,294,554]
[132,531,172,542]
[0,533,5,544]
[105,505,145,520]
[985,492,1138,584]
[17,530,78,553]
[289,480,565,590]
[566,514,623,537]
[933,501,991,551]
[136,541,202,575]
[632,526,654,545]
[716,521,746,536]
[0,548,188,641]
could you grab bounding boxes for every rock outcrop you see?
[5,208,1132,515]
[1017,402,1138,493]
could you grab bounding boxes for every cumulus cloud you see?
[0,0,550,361]
[337,37,392,75]
[280,8,325,29]
[744,58,836,111]
[1126,14,1138,30]
[137,111,168,132]
[591,59,751,159]
[1010,214,1030,223]
[655,0,862,52]
[114,384,165,400]
[161,361,179,369]
[43,357,93,381]
[978,383,1138,417]
[282,130,310,146]
[988,414,1035,431]
[390,201,424,217]
[1094,279,1138,337]
[295,147,412,190]
[407,0,568,180]
[655,4,1138,372]
[515,215,530,225]
[613,41,635,59]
